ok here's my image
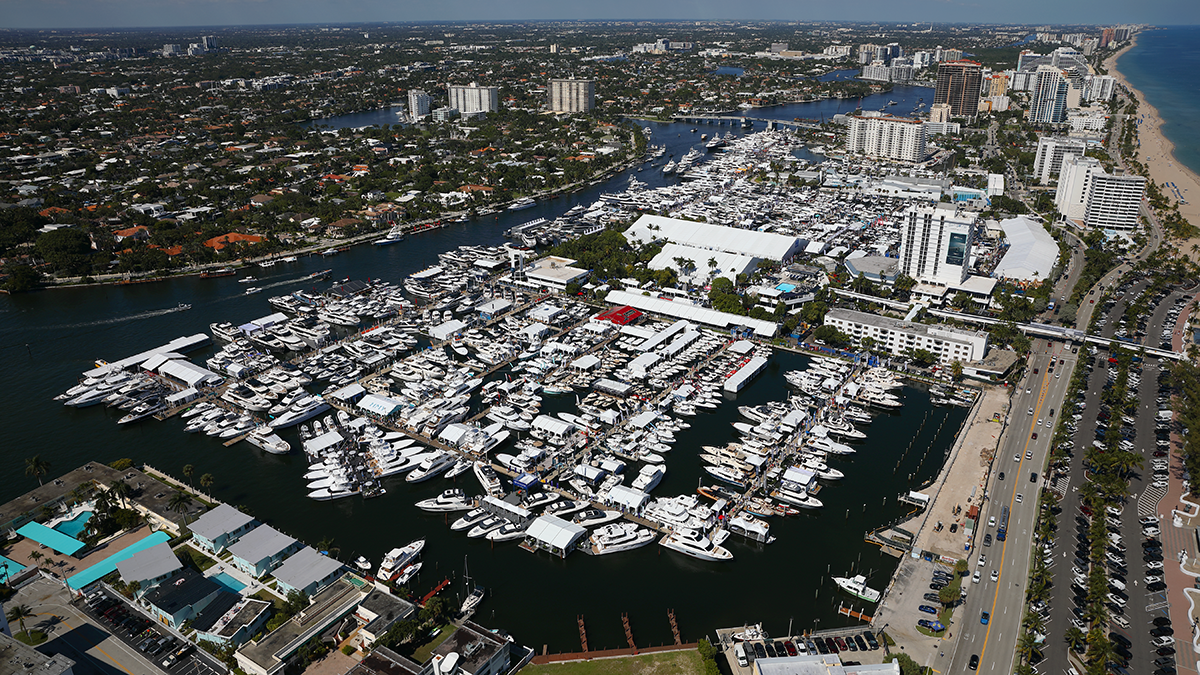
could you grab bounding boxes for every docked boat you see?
[395,562,423,585]
[507,197,536,211]
[415,488,475,512]
[451,508,490,531]
[731,624,767,641]
[572,509,623,528]
[727,513,775,544]
[268,396,330,429]
[467,516,508,538]
[406,452,457,483]
[659,528,733,562]
[473,462,504,497]
[377,539,425,581]
[590,522,655,555]
[833,574,882,603]
[373,225,405,246]
[246,427,292,454]
[460,587,485,614]
[485,522,527,542]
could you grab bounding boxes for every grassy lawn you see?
[15,630,47,646]
[253,589,286,609]
[522,650,703,675]
[411,623,456,663]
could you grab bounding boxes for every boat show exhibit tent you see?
[604,290,778,338]
[606,485,651,514]
[357,394,404,418]
[156,358,225,388]
[648,243,761,286]
[16,521,86,556]
[429,319,468,342]
[623,214,803,262]
[994,215,1059,283]
[523,515,588,558]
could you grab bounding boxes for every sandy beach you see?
[1107,35,1200,255]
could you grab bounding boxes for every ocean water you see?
[1118,26,1200,177]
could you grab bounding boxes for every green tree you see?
[2,264,41,293]
[813,325,851,348]
[883,653,922,675]
[6,604,33,637]
[909,348,937,367]
[182,464,195,487]
[108,480,131,510]
[24,455,50,486]
[199,473,214,492]
[168,491,192,517]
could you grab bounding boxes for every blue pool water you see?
[0,554,27,581]
[211,572,246,594]
[53,511,93,538]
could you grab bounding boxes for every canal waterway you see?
[0,93,954,652]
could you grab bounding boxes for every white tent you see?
[524,515,587,558]
[994,216,1058,283]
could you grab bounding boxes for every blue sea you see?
[1118,26,1200,177]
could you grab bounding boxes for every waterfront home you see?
[114,541,182,596]
[271,546,346,597]
[228,525,301,579]
[142,568,225,628]
[188,503,259,555]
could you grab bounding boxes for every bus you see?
[997,505,1010,542]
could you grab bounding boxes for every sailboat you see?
[460,556,485,615]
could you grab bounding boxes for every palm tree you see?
[182,464,195,487]
[24,456,50,487]
[1064,626,1086,652]
[6,605,33,637]
[27,551,43,566]
[168,491,192,517]
[199,473,214,493]
[108,480,131,510]
[1016,632,1039,664]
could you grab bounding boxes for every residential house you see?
[188,503,259,555]
[271,546,345,597]
[227,525,300,578]
[142,568,224,628]
[114,541,182,595]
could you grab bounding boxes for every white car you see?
[990,569,999,582]
[972,570,981,584]
[989,516,996,528]
[1147,560,1164,570]
[1016,493,1024,504]
[1140,516,1159,526]
[1144,527,1162,536]
[977,555,987,567]
[1146,574,1163,584]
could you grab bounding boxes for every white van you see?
[1112,615,1130,629]
[735,644,748,667]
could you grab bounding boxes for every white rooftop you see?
[624,214,801,261]
[994,215,1058,283]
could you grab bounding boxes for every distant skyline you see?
[1,1,1197,31]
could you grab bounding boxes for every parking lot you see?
[77,587,224,675]
[1040,283,1186,675]
[717,625,883,673]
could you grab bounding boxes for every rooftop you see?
[827,307,987,341]
[271,546,345,591]
[189,503,257,542]
[143,567,221,616]
[115,541,182,584]
[228,524,295,564]
[0,632,75,675]
[430,620,509,675]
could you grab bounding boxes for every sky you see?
[1,0,1197,30]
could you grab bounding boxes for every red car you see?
[784,641,798,656]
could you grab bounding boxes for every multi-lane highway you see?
[947,341,1076,675]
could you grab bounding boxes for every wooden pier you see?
[836,604,874,623]
[622,613,637,652]
[668,609,681,645]
[578,615,588,652]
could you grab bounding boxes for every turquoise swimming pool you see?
[53,511,93,538]
[211,572,246,594]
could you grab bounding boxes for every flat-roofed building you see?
[899,204,977,287]
[846,114,927,162]
[228,525,301,579]
[448,83,499,113]
[548,78,595,113]
[824,308,988,364]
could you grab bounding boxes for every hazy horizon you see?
[1,1,1197,31]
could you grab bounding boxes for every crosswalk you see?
[1049,472,1071,497]
[1137,482,1169,518]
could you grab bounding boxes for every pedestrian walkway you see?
[1138,481,1169,518]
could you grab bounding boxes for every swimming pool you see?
[211,572,246,594]
[53,511,94,539]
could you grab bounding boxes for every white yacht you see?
[727,514,775,544]
[473,462,504,497]
[451,508,490,531]
[377,539,425,581]
[467,516,507,538]
[631,464,666,492]
[406,452,457,483]
[659,528,733,562]
[246,427,291,454]
[268,396,330,429]
[590,522,655,555]
[486,522,527,542]
[833,574,882,603]
[415,488,475,512]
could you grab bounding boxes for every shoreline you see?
[1107,33,1200,243]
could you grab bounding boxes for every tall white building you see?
[1029,66,1070,124]
[846,114,927,162]
[1084,172,1146,231]
[1054,155,1102,220]
[447,83,499,114]
[824,308,989,365]
[407,89,432,119]
[1033,136,1087,183]
[548,78,595,113]
[899,204,977,286]
[1084,75,1116,102]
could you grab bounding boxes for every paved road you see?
[12,577,164,675]
[937,342,1074,675]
